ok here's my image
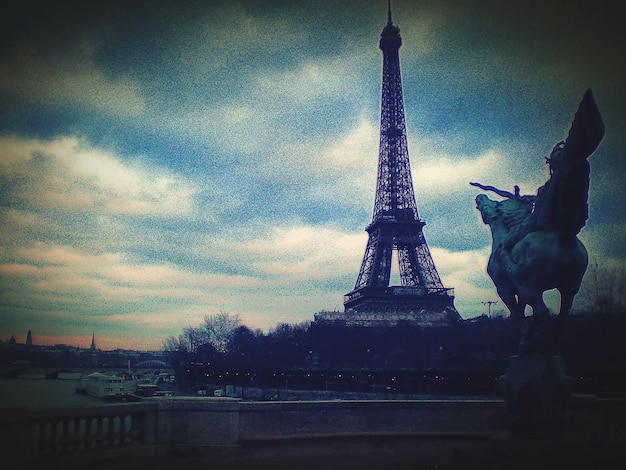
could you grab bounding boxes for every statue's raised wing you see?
[535,89,605,236]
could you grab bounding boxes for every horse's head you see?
[475,194,500,225]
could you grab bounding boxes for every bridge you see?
[134,360,168,368]
[2,395,625,468]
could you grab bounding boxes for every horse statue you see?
[474,193,588,324]
[473,89,604,353]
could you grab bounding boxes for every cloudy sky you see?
[1,0,624,350]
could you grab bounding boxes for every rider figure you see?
[470,141,564,252]
[470,182,535,251]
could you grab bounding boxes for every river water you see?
[0,378,104,411]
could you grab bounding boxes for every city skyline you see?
[1,1,624,350]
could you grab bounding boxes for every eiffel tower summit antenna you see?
[341,6,460,323]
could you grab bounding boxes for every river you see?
[0,377,105,411]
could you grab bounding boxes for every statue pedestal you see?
[500,354,574,438]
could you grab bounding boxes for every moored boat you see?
[75,372,125,400]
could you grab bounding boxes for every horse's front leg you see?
[496,286,523,323]
[557,287,576,318]
[519,290,552,354]
[553,288,575,346]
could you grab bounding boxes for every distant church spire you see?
[25,329,32,346]
[90,332,96,351]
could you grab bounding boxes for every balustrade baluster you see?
[118,414,130,445]
[106,415,117,446]
[84,417,94,450]
[128,412,141,444]
[74,417,85,451]
[60,419,71,453]
[49,420,59,455]
[94,416,104,449]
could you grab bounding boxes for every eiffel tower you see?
[343,5,459,321]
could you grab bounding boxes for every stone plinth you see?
[499,354,575,437]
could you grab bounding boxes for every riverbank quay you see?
[1,395,624,469]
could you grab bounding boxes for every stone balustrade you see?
[2,395,625,468]
[2,401,158,468]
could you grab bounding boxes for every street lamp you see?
[481,300,498,318]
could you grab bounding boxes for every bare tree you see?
[201,311,241,353]
[182,325,205,354]
[162,334,190,354]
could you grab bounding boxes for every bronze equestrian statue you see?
[472,89,604,353]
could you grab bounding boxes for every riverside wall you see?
[2,395,625,468]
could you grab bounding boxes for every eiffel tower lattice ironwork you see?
[344,7,459,317]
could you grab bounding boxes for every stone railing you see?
[1,401,158,468]
[1,397,505,468]
[3,395,625,468]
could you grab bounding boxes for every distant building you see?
[25,329,32,346]
[314,309,458,328]
[90,332,96,351]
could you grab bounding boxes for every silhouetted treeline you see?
[167,313,626,397]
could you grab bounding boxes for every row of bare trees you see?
[159,262,625,386]
[162,310,245,356]
[162,311,312,371]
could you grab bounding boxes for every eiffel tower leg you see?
[354,229,392,289]
[355,231,377,289]
[397,244,421,286]
[371,241,393,287]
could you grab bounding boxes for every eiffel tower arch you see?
[338,6,460,325]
